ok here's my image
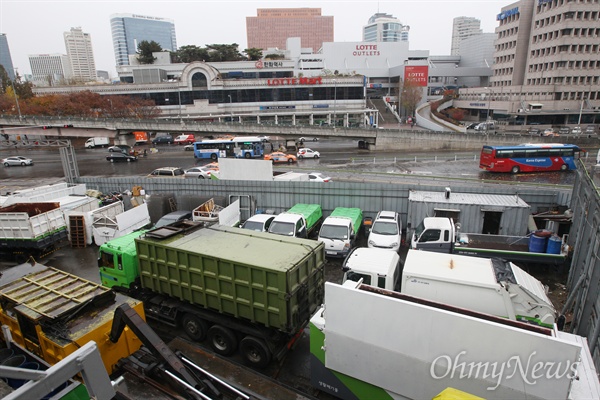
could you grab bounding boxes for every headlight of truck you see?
[368,240,375,246]
[391,242,399,248]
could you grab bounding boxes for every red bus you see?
[480,143,581,173]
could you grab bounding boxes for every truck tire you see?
[240,336,272,369]
[207,325,238,356]
[182,314,208,341]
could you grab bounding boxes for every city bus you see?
[480,143,581,173]
[192,136,264,160]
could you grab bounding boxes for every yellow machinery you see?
[0,262,143,374]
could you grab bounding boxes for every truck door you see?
[296,219,307,238]
[415,228,448,252]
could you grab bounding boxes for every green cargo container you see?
[134,225,325,334]
[287,203,323,230]
[329,207,363,236]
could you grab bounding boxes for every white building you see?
[64,27,97,82]
[451,16,482,56]
[363,13,409,43]
[28,54,71,86]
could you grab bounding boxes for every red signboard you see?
[404,66,429,87]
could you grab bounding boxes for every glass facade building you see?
[110,13,177,66]
[0,34,15,81]
[363,13,409,43]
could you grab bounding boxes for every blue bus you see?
[192,136,265,160]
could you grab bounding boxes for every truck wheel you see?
[207,325,237,356]
[240,336,271,368]
[182,314,208,341]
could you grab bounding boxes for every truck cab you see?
[410,217,454,252]
[269,213,307,238]
[341,247,402,291]
[318,207,362,258]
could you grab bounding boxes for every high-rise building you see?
[28,54,71,86]
[363,13,410,43]
[451,16,482,55]
[246,8,333,52]
[0,34,16,81]
[64,27,97,82]
[110,13,177,66]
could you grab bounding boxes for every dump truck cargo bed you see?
[134,225,325,334]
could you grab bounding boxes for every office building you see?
[363,13,410,43]
[451,16,482,56]
[455,0,599,125]
[28,54,71,86]
[246,8,333,52]
[64,27,97,82]
[110,13,177,66]
[0,34,15,81]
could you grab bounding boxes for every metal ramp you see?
[59,145,79,183]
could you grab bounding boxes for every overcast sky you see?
[1,0,507,78]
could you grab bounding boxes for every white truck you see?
[410,216,567,265]
[84,137,110,148]
[268,203,323,239]
[317,207,363,257]
[310,280,600,400]
[273,171,309,181]
[341,248,556,328]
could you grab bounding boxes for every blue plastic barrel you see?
[547,235,562,254]
[529,234,547,253]
[8,361,40,388]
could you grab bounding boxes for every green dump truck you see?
[317,207,363,258]
[268,203,323,238]
[98,222,325,368]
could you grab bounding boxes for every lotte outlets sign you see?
[404,66,429,87]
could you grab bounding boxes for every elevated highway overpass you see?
[1,115,597,152]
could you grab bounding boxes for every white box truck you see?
[84,137,110,148]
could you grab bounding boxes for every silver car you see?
[2,156,33,167]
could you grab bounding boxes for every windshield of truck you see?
[241,220,265,231]
[344,271,372,286]
[414,221,425,238]
[269,221,295,236]
[98,250,115,269]
[319,224,349,240]
[371,220,398,235]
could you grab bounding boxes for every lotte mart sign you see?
[404,66,429,87]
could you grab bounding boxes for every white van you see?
[367,211,402,252]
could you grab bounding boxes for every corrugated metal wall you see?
[565,165,600,371]
[76,177,571,229]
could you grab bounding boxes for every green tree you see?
[173,45,210,63]
[205,44,244,62]
[137,40,163,64]
[243,48,263,61]
[265,53,285,60]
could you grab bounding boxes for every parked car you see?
[297,148,321,159]
[586,125,597,135]
[154,210,192,228]
[367,211,402,253]
[542,128,559,137]
[571,126,582,135]
[106,153,137,163]
[147,167,185,177]
[527,127,540,135]
[308,172,332,182]
[185,166,213,179]
[152,135,174,145]
[174,134,196,145]
[558,127,571,135]
[2,156,33,167]
[108,145,133,154]
[264,152,297,164]
[240,214,276,232]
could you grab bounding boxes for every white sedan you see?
[185,166,213,179]
[297,148,320,159]
[308,172,332,182]
[2,156,33,167]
